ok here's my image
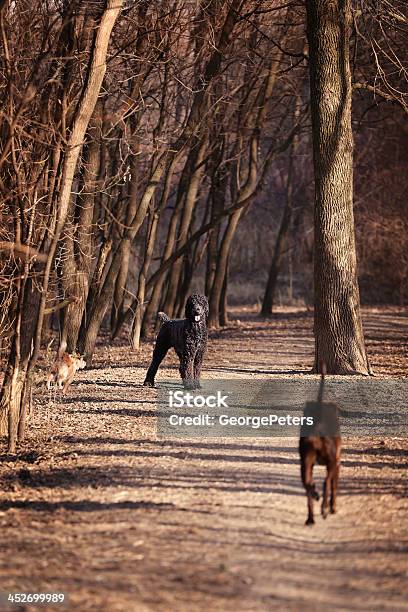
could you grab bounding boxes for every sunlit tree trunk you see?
[60,102,102,353]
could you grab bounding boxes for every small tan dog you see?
[47,352,86,393]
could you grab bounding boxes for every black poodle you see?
[143,294,208,389]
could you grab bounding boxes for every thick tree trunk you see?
[306,0,369,374]
[0,274,40,450]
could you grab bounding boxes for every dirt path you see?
[0,307,407,611]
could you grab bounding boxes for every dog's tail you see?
[158,312,171,323]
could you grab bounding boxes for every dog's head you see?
[185,294,209,324]
[72,355,86,370]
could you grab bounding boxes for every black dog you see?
[143,294,208,389]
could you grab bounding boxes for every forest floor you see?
[0,306,407,612]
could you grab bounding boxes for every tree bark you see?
[219,255,229,326]
[261,97,301,316]
[29,0,123,368]
[141,202,181,336]
[306,0,370,374]
[205,136,226,296]
[162,140,207,318]
[60,101,102,353]
[110,140,140,332]
[208,208,243,328]
[130,211,159,349]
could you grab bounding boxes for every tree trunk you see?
[141,192,182,336]
[111,146,139,332]
[130,211,159,349]
[0,274,41,450]
[205,137,226,296]
[78,236,112,350]
[162,140,206,318]
[208,133,259,329]
[208,209,243,328]
[306,0,370,374]
[261,98,300,316]
[59,85,103,355]
[175,230,208,318]
[219,255,229,326]
[261,199,292,316]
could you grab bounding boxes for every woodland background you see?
[0,0,407,451]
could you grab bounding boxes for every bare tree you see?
[0,0,123,450]
[306,0,370,374]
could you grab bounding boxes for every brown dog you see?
[299,366,341,525]
[47,352,86,394]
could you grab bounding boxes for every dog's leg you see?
[330,462,340,514]
[180,351,194,389]
[301,454,316,525]
[63,372,76,395]
[321,471,331,519]
[144,342,168,387]
[193,349,204,389]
